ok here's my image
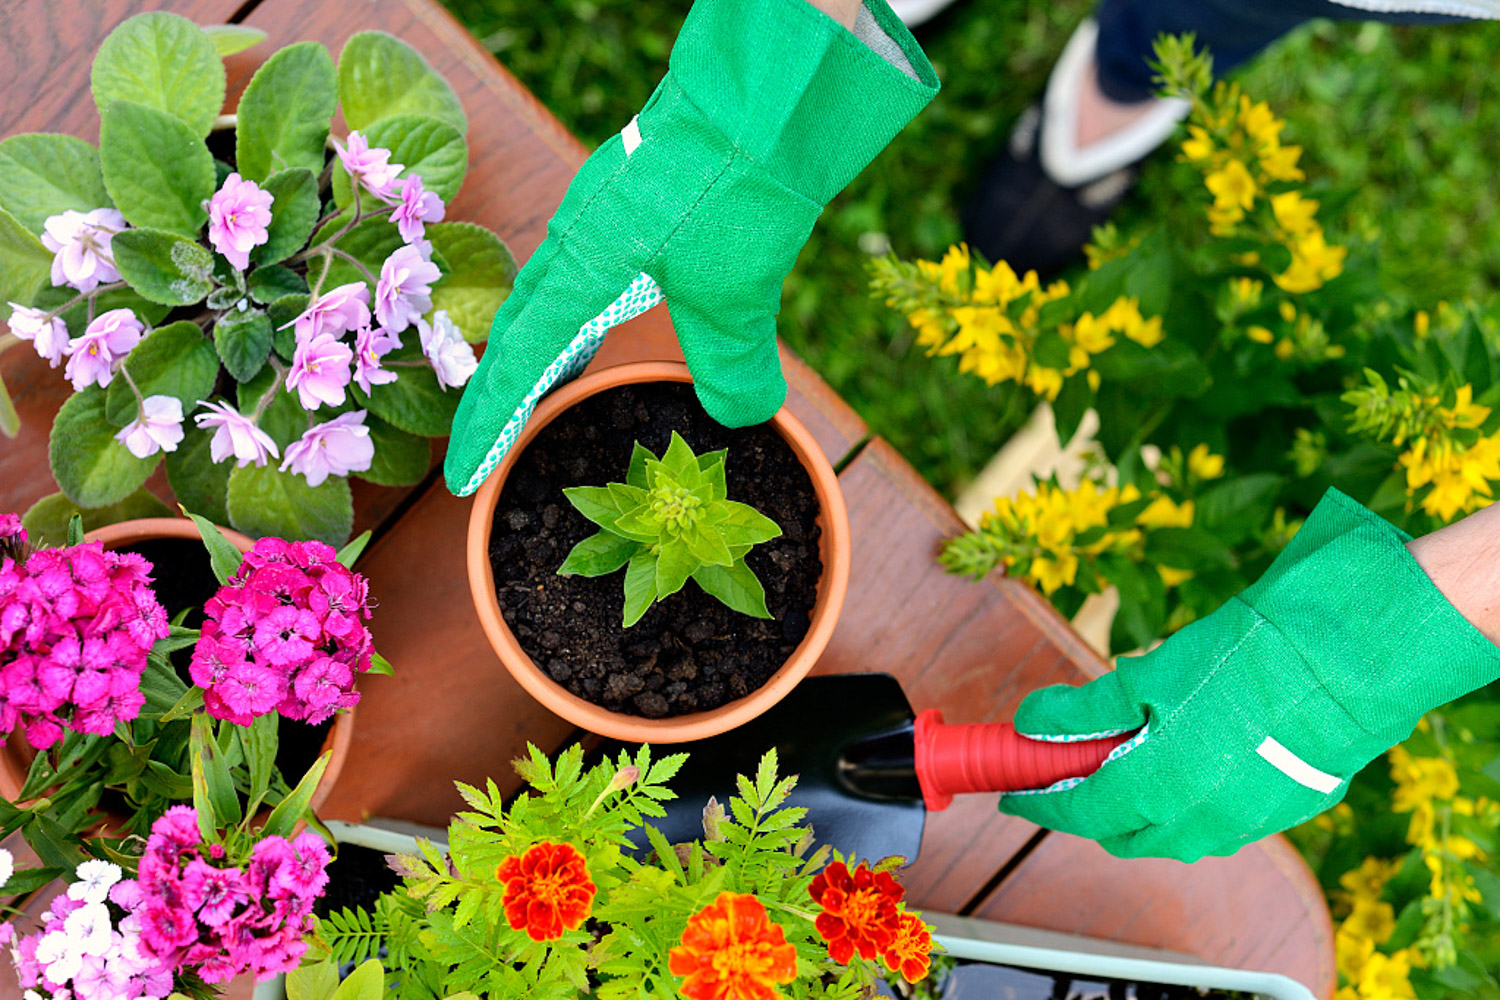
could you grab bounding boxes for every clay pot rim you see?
[81,517,353,813]
[467,361,851,743]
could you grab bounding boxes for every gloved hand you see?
[444,0,938,496]
[999,488,1500,862]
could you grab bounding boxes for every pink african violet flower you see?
[417,309,477,390]
[332,131,404,198]
[64,308,144,391]
[286,332,354,411]
[7,303,69,367]
[190,537,374,726]
[279,410,375,487]
[41,208,126,293]
[373,243,441,333]
[387,174,445,243]
[285,282,370,344]
[208,172,274,270]
[351,324,400,394]
[114,394,185,459]
[0,533,167,750]
[194,400,280,468]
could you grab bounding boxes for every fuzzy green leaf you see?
[111,228,214,305]
[235,42,336,183]
[247,264,307,304]
[104,321,219,426]
[337,31,467,134]
[350,345,459,438]
[308,215,404,296]
[331,113,466,207]
[227,464,354,545]
[0,133,110,234]
[0,371,17,439]
[165,422,231,525]
[692,561,772,619]
[558,530,639,577]
[92,12,225,137]
[21,489,171,548]
[253,168,321,265]
[49,387,158,508]
[214,307,273,382]
[427,222,515,343]
[100,100,214,236]
[0,205,52,317]
[622,553,657,628]
[359,414,431,486]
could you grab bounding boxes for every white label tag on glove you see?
[1256,736,1341,794]
[621,115,642,156]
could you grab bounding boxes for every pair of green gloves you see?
[445,0,1500,862]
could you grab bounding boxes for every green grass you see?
[441,0,1500,497]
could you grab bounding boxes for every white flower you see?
[417,310,477,390]
[34,928,84,982]
[62,901,114,957]
[67,859,122,905]
[0,847,11,890]
[113,395,185,459]
[7,303,69,367]
[41,208,127,293]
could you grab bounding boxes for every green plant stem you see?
[329,246,377,286]
[43,281,127,320]
[0,332,18,354]
[253,359,288,424]
[117,363,147,418]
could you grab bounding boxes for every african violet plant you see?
[559,433,784,627]
[290,745,936,1000]
[0,13,515,545]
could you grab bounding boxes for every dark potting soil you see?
[318,843,403,917]
[121,537,332,784]
[489,381,823,719]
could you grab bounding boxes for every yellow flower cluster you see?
[1396,386,1500,521]
[1181,91,1346,294]
[1332,856,1418,1000]
[1388,746,1490,910]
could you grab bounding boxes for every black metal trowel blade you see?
[602,673,928,863]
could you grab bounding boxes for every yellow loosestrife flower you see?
[1187,443,1225,479]
[1135,496,1195,529]
[1206,159,1257,213]
[1271,191,1319,238]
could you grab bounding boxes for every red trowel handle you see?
[913,709,1132,811]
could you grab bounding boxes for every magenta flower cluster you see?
[0,519,168,750]
[189,537,373,726]
[134,806,330,984]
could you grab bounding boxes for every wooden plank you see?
[822,437,1108,911]
[970,832,1337,996]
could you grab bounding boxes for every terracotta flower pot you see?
[0,516,353,812]
[468,361,851,743]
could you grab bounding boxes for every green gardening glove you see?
[444,0,939,496]
[1000,488,1500,862]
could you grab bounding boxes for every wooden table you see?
[0,1,1335,995]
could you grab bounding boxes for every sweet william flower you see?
[194,399,280,468]
[668,892,797,1000]
[374,243,441,333]
[63,308,144,391]
[114,394,185,459]
[286,282,370,344]
[495,842,597,942]
[41,207,126,293]
[387,173,445,243]
[352,324,400,394]
[7,303,69,367]
[208,172,274,270]
[280,410,375,487]
[333,131,404,198]
[417,310,477,390]
[287,332,354,411]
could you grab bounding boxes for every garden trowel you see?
[605,672,1129,863]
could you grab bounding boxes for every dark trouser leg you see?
[1093,0,1473,102]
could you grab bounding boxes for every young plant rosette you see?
[0,13,515,545]
[467,362,851,744]
[291,745,936,1000]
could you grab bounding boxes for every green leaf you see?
[100,100,214,237]
[331,113,466,207]
[1,866,66,898]
[655,539,694,599]
[351,344,459,438]
[367,651,394,676]
[685,525,733,567]
[92,12,226,136]
[104,321,219,426]
[558,531,638,577]
[32,284,169,334]
[358,414,430,486]
[234,42,337,183]
[247,265,307,304]
[1194,473,1285,545]
[66,514,85,547]
[182,507,245,584]
[241,713,279,806]
[227,464,354,545]
[337,31,467,134]
[711,501,782,548]
[562,485,621,529]
[0,205,52,318]
[308,215,404,296]
[427,222,516,343]
[622,553,657,628]
[287,961,340,1000]
[336,530,371,568]
[626,442,655,489]
[165,422,232,525]
[1052,376,1094,446]
[252,168,321,266]
[214,307,273,382]
[692,560,772,619]
[49,387,158,507]
[0,371,19,438]
[660,432,701,482]
[201,24,268,57]
[0,133,111,233]
[261,750,330,840]
[191,713,242,830]
[267,294,307,359]
[331,959,385,1000]
[1032,332,1071,370]
[698,449,728,500]
[111,228,214,305]
[157,687,205,725]
[21,489,171,548]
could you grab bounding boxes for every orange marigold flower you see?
[668,892,798,1000]
[882,911,934,984]
[495,841,597,942]
[807,860,904,963]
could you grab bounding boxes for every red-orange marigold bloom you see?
[882,911,933,984]
[667,892,798,1000]
[495,841,597,942]
[807,860,904,964]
